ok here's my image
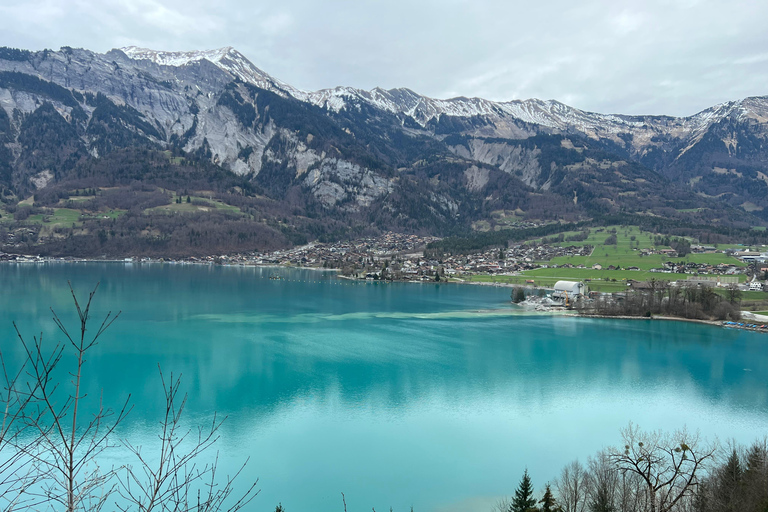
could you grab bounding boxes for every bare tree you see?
[556,460,589,512]
[725,283,742,306]
[586,450,618,512]
[0,327,47,511]
[11,283,258,512]
[17,283,130,511]
[491,496,511,512]
[117,368,259,511]
[609,423,716,512]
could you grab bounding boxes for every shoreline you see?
[579,314,721,327]
[3,259,764,334]
[0,258,340,272]
[579,313,768,334]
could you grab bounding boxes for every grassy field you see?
[8,206,128,233]
[536,225,745,270]
[25,209,83,233]
[80,210,126,220]
[523,267,705,281]
[63,195,94,203]
[451,224,754,293]
[737,291,768,301]
[149,194,242,215]
[460,273,641,292]
[472,210,525,231]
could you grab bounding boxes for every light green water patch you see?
[192,307,566,324]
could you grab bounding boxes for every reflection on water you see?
[1,263,767,512]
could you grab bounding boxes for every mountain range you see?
[0,45,766,255]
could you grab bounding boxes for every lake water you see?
[1,263,767,512]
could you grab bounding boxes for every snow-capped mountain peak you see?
[116,46,768,142]
[120,46,235,67]
[118,46,307,99]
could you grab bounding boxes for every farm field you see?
[458,274,632,292]
[533,225,745,270]
[148,193,242,215]
[451,225,754,293]
[27,208,81,227]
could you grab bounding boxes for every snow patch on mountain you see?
[120,46,308,100]
[118,46,768,150]
[121,47,234,67]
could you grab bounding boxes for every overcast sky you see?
[2,0,767,116]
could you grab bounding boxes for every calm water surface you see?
[1,263,767,512]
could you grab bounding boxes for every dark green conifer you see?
[539,483,561,512]
[510,469,537,512]
[717,448,743,512]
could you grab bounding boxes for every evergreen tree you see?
[716,448,743,512]
[539,484,561,512]
[743,442,768,511]
[511,469,537,512]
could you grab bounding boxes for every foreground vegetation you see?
[0,285,258,511]
[501,425,767,512]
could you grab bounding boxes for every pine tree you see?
[716,448,743,512]
[511,469,537,512]
[539,483,561,512]
[743,442,768,511]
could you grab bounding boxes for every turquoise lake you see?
[1,263,767,512]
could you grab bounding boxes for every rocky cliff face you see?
[0,45,766,229]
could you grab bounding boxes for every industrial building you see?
[552,281,588,302]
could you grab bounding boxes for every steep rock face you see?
[463,165,489,193]
[304,158,393,209]
[449,138,542,188]
[0,44,767,229]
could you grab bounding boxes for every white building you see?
[552,281,588,300]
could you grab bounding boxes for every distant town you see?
[4,229,768,293]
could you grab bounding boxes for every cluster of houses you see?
[247,233,441,268]
[5,226,768,295]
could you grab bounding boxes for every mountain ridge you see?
[0,44,767,256]
[115,45,768,141]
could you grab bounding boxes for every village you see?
[4,228,768,295]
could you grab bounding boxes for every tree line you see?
[499,424,767,512]
[577,280,742,321]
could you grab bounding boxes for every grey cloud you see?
[1,0,767,117]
